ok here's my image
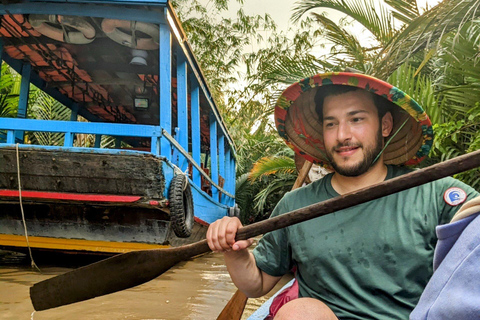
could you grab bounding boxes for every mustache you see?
[332,142,362,151]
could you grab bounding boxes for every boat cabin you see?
[0,0,237,255]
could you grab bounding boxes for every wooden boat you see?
[0,0,237,256]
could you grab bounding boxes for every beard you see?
[326,128,384,177]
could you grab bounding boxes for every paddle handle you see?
[235,149,480,241]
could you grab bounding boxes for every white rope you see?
[172,163,189,191]
[15,143,41,272]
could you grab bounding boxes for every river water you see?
[0,249,291,320]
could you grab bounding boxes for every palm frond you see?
[293,0,396,45]
[253,178,294,213]
[312,13,368,68]
[433,20,480,114]
[373,0,480,78]
[249,156,296,181]
[387,63,443,124]
[385,0,419,24]
[29,91,71,146]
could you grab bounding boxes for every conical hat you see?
[275,72,433,166]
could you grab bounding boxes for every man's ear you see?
[381,112,393,137]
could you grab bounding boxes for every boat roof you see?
[0,0,236,153]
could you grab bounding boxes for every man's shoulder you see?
[279,174,334,208]
[388,164,414,177]
[388,165,479,200]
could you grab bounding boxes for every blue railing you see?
[0,118,161,153]
[0,117,235,201]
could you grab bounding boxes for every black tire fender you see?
[168,174,194,238]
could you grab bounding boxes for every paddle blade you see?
[30,241,210,311]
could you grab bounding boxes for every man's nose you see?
[337,122,352,142]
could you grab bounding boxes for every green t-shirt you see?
[253,165,479,320]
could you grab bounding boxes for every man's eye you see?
[352,117,364,122]
[324,122,335,128]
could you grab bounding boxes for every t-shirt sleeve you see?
[252,194,293,277]
[438,177,479,225]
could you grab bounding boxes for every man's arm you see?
[207,216,282,297]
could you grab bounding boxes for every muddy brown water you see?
[0,249,291,320]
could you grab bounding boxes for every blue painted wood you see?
[150,136,160,155]
[0,3,167,24]
[15,64,31,143]
[159,14,172,161]
[230,155,236,206]
[189,180,228,224]
[94,135,102,148]
[209,112,219,200]
[190,77,201,188]
[225,148,232,206]
[30,0,168,5]
[181,63,235,154]
[176,48,188,172]
[70,104,79,122]
[115,138,121,149]
[162,160,175,198]
[6,130,14,144]
[172,127,180,165]
[218,134,225,204]
[163,157,228,222]
[0,118,161,137]
[0,143,151,156]
[64,132,74,147]
[18,64,32,118]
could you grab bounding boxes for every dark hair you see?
[314,85,393,122]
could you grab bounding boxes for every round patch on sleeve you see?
[444,187,467,206]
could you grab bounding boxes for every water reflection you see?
[0,250,237,320]
[0,249,291,320]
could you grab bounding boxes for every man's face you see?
[322,90,389,177]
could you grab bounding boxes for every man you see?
[207,72,478,319]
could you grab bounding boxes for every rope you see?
[172,163,189,191]
[372,117,410,165]
[15,144,41,272]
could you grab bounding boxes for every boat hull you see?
[0,146,226,255]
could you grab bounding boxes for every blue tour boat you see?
[0,0,237,255]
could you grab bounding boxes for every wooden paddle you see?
[216,159,313,320]
[30,149,480,311]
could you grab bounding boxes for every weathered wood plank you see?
[0,148,165,198]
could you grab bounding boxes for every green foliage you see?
[27,89,71,146]
[171,0,276,107]
[247,156,297,221]
[173,0,480,222]
[387,63,442,124]
[293,0,396,46]
[249,156,296,181]
[431,106,480,190]
[235,153,297,223]
[0,63,19,118]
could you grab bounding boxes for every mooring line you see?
[16,143,41,272]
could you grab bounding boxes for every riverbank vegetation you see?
[2,0,479,223]
[171,0,480,223]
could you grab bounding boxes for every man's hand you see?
[206,216,254,252]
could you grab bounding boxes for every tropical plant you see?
[171,0,276,108]
[170,0,324,220]
[27,89,71,146]
[247,155,297,220]
[172,0,480,222]
[260,0,480,192]
[235,151,297,223]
